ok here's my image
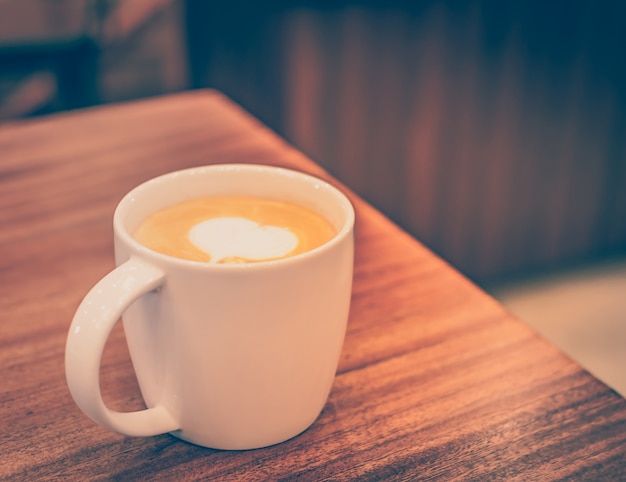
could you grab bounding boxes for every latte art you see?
[133,196,336,263]
[189,217,298,264]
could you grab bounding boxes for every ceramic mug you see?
[65,164,354,450]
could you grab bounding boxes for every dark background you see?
[2,0,625,285]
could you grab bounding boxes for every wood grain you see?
[1,90,625,480]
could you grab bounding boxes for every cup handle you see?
[65,256,179,436]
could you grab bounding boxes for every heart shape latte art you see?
[188,217,299,263]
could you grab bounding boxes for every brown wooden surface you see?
[2,90,625,480]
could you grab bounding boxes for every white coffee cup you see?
[65,164,355,450]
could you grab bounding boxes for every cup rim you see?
[113,164,355,270]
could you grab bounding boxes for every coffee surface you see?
[133,196,336,263]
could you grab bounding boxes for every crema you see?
[133,195,336,263]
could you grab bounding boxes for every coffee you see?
[133,195,336,263]
[67,164,355,449]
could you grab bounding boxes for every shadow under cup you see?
[110,164,355,449]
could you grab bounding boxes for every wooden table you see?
[2,90,626,480]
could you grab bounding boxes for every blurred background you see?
[1,0,625,393]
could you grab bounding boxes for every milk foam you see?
[189,217,299,263]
